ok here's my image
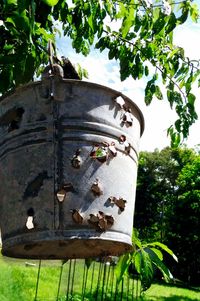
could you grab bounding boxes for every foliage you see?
[0,0,200,145]
[115,229,177,292]
[134,146,196,241]
[134,146,200,285]
[166,155,200,285]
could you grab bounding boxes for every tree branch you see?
[103,29,188,102]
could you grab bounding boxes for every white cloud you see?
[174,23,200,60]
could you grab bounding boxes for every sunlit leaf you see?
[115,253,131,284]
[145,241,178,262]
[41,0,59,6]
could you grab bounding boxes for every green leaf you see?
[149,248,163,261]
[41,0,59,7]
[188,93,196,106]
[115,253,131,284]
[132,228,142,249]
[170,131,177,148]
[153,12,166,35]
[155,85,163,100]
[7,0,17,5]
[145,241,178,262]
[5,17,16,27]
[144,66,149,76]
[121,7,134,38]
[177,7,189,25]
[144,248,172,281]
[165,13,176,35]
[135,250,154,292]
[21,52,36,82]
[189,3,199,22]
[175,119,181,132]
[17,0,30,12]
[144,77,157,105]
[108,46,117,60]
[88,14,94,32]
[134,251,142,274]
[145,86,153,105]
[6,11,30,33]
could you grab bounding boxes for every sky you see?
[56,5,200,152]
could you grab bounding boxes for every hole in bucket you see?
[23,171,49,200]
[26,216,34,230]
[0,107,25,132]
[27,208,35,216]
[26,208,35,230]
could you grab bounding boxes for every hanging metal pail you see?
[0,76,144,259]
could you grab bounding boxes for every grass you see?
[0,254,199,301]
[141,283,200,301]
[0,256,61,301]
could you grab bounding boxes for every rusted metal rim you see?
[2,230,133,259]
[0,78,145,136]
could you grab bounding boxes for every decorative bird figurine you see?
[42,40,81,80]
[61,56,81,80]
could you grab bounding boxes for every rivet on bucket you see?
[71,149,82,168]
[71,209,83,224]
[91,179,103,197]
[56,183,75,202]
[108,197,127,212]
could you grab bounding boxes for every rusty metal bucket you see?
[0,76,144,259]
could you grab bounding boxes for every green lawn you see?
[0,254,199,301]
[142,283,200,301]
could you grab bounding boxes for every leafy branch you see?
[115,229,178,292]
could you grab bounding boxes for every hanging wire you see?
[82,260,90,301]
[131,277,134,301]
[81,261,86,300]
[34,260,42,301]
[100,261,107,301]
[65,260,72,301]
[110,264,115,300]
[56,261,65,301]
[95,261,103,300]
[114,277,118,301]
[90,260,96,295]
[136,276,139,300]
[126,276,129,301]
[70,259,76,296]
[29,258,142,301]
[105,262,111,297]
